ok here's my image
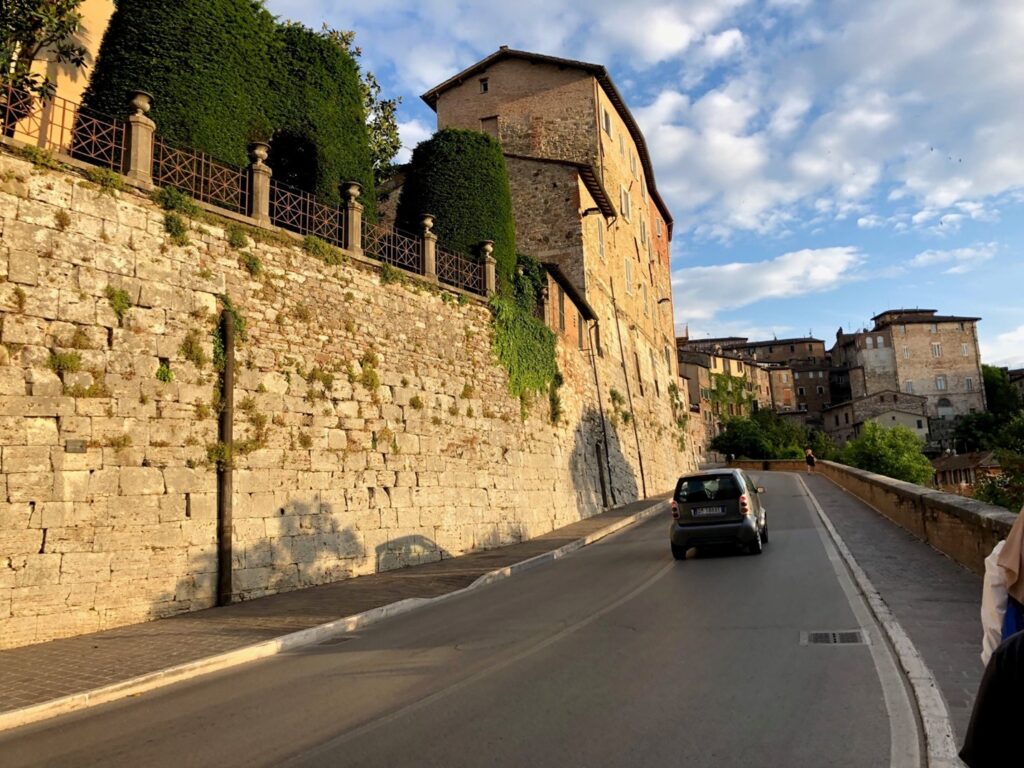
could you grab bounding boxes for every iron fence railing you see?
[438,247,485,295]
[1,83,125,171]
[362,222,423,274]
[269,179,345,248]
[152,137,249,215]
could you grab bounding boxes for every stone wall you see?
[0,149,692,648]
[730,459,1015,575]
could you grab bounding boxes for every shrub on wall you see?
[396,128,516,288]
[81,0,276,168]
[839,422,935,485]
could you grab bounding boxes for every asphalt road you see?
[0,472,921,767]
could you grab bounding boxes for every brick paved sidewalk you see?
[801,472,985,742]
[0,496,667,720]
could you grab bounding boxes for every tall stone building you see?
[423,47,688,495]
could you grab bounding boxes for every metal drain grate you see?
[801,630,868,646]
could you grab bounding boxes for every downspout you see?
[216,310,235,606]
[610,282,647,499]
[588,320,615,507]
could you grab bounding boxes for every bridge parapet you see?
[730,459,1017,575]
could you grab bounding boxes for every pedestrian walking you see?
[804,447,816,473]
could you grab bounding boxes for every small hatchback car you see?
[670,469,767,559]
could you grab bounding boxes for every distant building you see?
[823,390,929,447]
[932,451,1002,496]
[1009,369,1024,400]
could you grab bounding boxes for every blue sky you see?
[266,0,1024,367]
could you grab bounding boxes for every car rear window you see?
[675,475,742,502]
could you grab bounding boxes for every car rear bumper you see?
[670,517,758,548]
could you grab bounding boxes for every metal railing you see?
[269,178,345,248]
[438,247,486,296]
[152,137,249,215]
[362,222,423,274]
[1,83,125,171]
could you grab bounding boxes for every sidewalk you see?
[0,495,668,730]
[801,472,985,742]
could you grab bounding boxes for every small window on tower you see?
[479,78,489,94]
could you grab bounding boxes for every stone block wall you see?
[0,150,692,648]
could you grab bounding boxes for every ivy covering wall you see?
[82,1,375,215]
[395,128,516,289]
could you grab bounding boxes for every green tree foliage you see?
[983,365,1023,416]
[82,0,276,167]
[975,451,1024,513]
[1,1,86,104]
[711,410,817,460]
[396,128,517,287]
[839,422,935,485]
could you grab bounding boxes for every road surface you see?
[0,472,921,767]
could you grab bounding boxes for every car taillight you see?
[671,499,679,518]
[740,494,752,517]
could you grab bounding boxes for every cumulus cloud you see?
[909,242,998,274]
[981,324,1024,368]
[672,246,864,322]
[396,118,433,163]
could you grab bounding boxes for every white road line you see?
[795,473,961,768]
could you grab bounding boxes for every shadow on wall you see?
[376,535,451,572]
[569,407,640,519]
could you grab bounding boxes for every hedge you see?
[396,129,516,287]
[82,3,375,216]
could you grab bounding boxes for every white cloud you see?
[672,246,864,322]
[857,214,884,229]
[981,324,1024,368]
[909,242,998,274]
[396,118,433,163]
[702,28,746,60]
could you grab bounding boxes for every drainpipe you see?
[610,283,647,499]
[216,310,234,606]
[588,320,615,507]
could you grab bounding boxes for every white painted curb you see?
[0,497,668,734]
[797,474,962,768]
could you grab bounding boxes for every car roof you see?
[676,469,744,481]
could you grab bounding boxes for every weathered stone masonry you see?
[0,151,690,649]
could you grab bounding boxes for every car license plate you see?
[693,506,725,517]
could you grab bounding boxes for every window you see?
[931,343,941,358]
[966,377,974,391]
[642,283,649,316]
[844,412,850,424]
[656,218,662,237]
[578,312,584,350]
[899,324,906,335]
[630,151,637,177]
[781,373,788,383]
[936,374,947,391]
[798,387,806,396]
[835,415,840,426]
[959,321,966,331]
[789,344,796,352]
[635,353,644,397]
[619,186,632,221]
[619,133,625,157]
[594,324,603,357]
[479,78,489,93]
[558,287,565,332]
[640,217,647,246]
[930,323,938,333]
[961,343,969,357]
[906,381,914,394]
[602,108,612,136]
[866,337,874,349]
[624,256,633,294]
[902,346,909,359]
[876,336,884,347]
[480,116,498,137]
[917,420,924,429]
[641,183,647,201]
[597,222,605,259]
[817,386,824,395]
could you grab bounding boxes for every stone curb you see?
[0,497,668,734]
[796,474,962,768]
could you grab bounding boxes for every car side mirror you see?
[757,486,766,494]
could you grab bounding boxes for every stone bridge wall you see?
[731,459,1016,574]
[0,150,692,648]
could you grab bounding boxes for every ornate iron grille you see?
[1,85,125,171]
[152,137,248,214]
[362,222,423,274]
[268,179,345,247]
[437,248,485,295]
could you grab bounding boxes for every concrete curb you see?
[796,474,962,768]
[0,497,668,734]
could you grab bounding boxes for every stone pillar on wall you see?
[421,213,437,280]
[481,240,496,296]
[125,91,155,189]
[343,182,363,256]
[247,142,272,227]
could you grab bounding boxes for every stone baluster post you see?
[248,141,272,227]
[343,182,363,256]
[481,240,497,296]
[421,213,437,280]
[125,91,156,189]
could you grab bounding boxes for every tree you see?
[975,451,1024,513]
[710,410,810,459]
[983,365,1022,415]
[839,422,935,485]
[316,26,401,185]
[1,0,86,101]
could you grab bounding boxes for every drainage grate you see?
[801,630,868,646]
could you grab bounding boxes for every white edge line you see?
[0,498,667,734]
[796,473,961,767]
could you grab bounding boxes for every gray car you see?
[669,469,768,560]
